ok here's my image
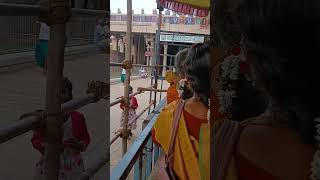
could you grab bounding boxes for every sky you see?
[111,0,158,14]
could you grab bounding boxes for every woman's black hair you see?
[231,74,268,121]
[182,85,193,100]
[175,48,194,100]
[216,0,320,143]
[175,48,189,76]
[184,42,210,106]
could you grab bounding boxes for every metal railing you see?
[110,98,166,180]
[0,92,103,143]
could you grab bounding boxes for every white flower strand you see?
[217,90,236,113]
[311,117,320,180]
[220,55,241,81]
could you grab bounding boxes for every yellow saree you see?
[153,101,210,180]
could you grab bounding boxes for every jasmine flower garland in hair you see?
[217,90,236,112]
[220,55,241,81]
[218,49,243,113]
[310,117,320,180]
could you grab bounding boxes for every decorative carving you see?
[152,8,157,15]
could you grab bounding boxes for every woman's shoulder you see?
[236,116,315,180]
[155,101,178,124]
[161,101,178,114]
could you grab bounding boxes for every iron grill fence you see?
[0,14,97,55]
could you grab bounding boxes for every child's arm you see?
[120,99,125,110]
[31,131,45,155]
[75,114,91,152]
[68,112,90,152]
[130,97,138,109]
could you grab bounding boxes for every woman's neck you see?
[260,99,290,127]
[184,96,209,120]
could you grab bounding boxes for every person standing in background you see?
[120,68,126,84]
[35,21,49,75]
[94,19,106,52]
[165,70,180,104]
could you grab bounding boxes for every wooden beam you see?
[122,0,133,156]
[0,3,106,16]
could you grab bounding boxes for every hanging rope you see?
[87,81,109,102]
[20,110,65,143]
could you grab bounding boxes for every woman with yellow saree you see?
[165,70,180,104]
[152,43,210,180]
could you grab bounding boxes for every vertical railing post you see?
[145,137,153,178]
[159,77,163,101]
[134,154,143,180]
[136,119,152,180]
[43,0,71,180]
[153,4,162,108]
[148,67,154,115]
[122,0,133,156]
[153,144,160,165]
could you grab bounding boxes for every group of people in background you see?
[95,18,108,52]
[152,42,210,179]
[35,17,107,75]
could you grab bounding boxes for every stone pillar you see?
[147,44,151,66]
[111,36,118,51]
[110,35,118,62]
[150,36,155,66]
[162,43,168,77]
[145,37,150,66]
[132,36,136,63]
[118,38,124,53]
[138,35,145,65]
[118,37,125,62]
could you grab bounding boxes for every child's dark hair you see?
[128,85,133,93]
[64,77,72,92]
[63,77,73,100]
